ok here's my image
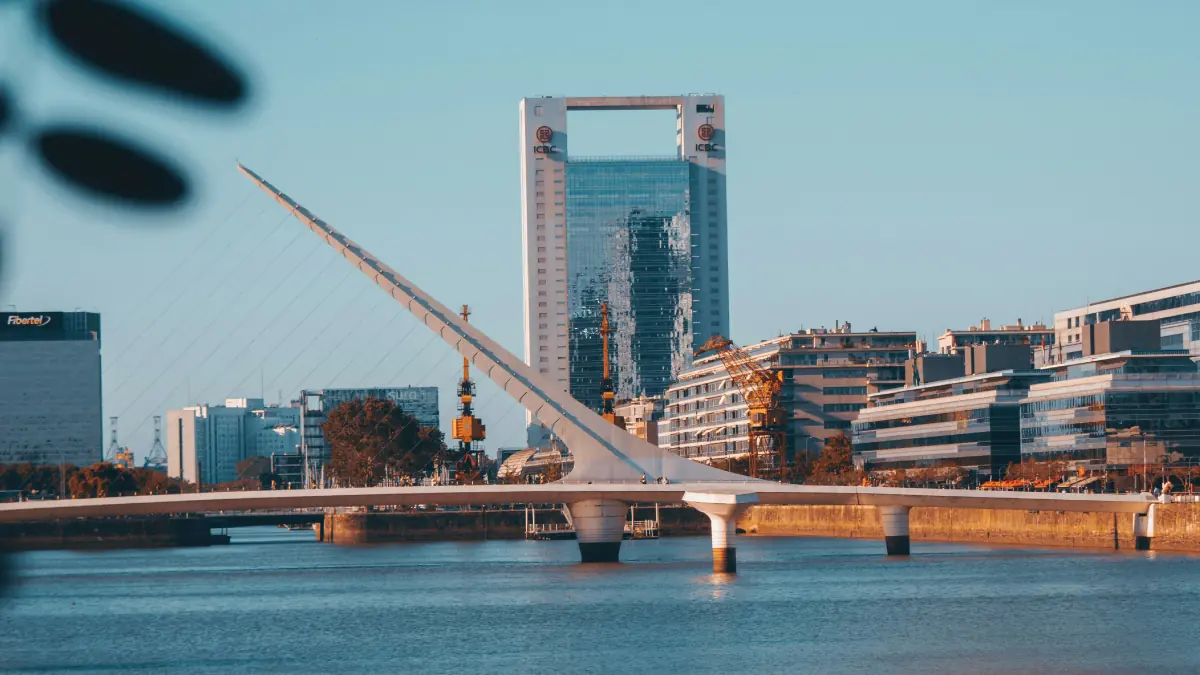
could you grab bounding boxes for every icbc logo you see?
[535,126,553,143]
[697,124,715,141]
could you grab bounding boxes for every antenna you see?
[144,415,168,471]
[105,416,120,461]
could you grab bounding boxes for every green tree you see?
[807,433,861,485]
[323,396,445,486]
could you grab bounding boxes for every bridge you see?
[0,164,1161,573]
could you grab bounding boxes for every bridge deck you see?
[0,484,1156,523]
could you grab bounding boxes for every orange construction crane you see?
[451,305,486,474]
[696,335,787,480]
[599,302,626,429]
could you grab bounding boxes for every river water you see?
[1,528,1197,674]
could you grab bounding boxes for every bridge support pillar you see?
[1134,504,1156,551]
[684,491,759,574]
[878,505,911,556]
[567,499,626,563]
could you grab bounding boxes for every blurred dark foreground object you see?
[6,0,249,209]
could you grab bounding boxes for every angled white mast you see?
[237,163,753,484]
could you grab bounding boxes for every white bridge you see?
[0,165,1160,572]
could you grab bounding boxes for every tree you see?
[807,433,861,485]
[236,456,272,481]
[132,468,183,495]
[323,396,445,486]
[68,463,139,498]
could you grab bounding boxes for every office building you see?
[1160,318,1200,358]
[854,321,1200,475]
[519,95,728,414]
[167,398,300,485]
[854,369,1050,478]
[658,325,915,465]
[0,311,102,467]
[1054,279,1200,362]
[298,387,439,485]
[1021,351,1200,466]
[937,318,1053,363]
[613,395,665,445]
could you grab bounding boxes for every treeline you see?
[0,462,184,500]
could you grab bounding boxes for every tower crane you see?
[599,302,625,429]
[696,335,787,480]
[451,305,486,478]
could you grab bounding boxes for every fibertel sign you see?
[6,315,52,327]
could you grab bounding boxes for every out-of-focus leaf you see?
[33,126,188,206]
[42,0,247,106]
[0,86,10,134]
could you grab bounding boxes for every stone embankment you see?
[322,506,709,544]
[738,503,1200,552]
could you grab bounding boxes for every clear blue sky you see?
[2,0,1198,460]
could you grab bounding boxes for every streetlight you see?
[804,436,819,469]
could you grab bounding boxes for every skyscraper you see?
[519,95,729,414]
[0,311,102,467]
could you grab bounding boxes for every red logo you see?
[535,126,553,144]
[697,124,715,141]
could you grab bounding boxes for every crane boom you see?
[696,335,787,480]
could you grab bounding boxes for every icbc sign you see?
[694,124,719,153]
[533,126,558,154]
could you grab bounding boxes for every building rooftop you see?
[868,369,1045,400]
[1060,278,1200,311]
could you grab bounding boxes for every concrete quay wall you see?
[738,503,1200,552]
[323,506,709,545]
[0,517,220,551]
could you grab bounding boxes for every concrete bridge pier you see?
[567,499,627,562]
[878,505,912,556]
[1134,504,1157,551]
[684,492,759,573]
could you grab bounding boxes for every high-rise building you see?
[167,398,300,485]
[0,311,102,467]
[297,387,439,486]
[519,95,728,414]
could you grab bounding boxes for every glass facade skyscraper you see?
[519,95,728,425]
[565,158,692,409]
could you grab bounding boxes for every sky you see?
[1,0,1198,460]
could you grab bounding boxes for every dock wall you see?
[737,503,1200,552]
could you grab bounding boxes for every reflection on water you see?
[0,528,1197,675]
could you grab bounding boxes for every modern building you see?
[1053,279,1200,362]
[519,95,728,416]
[1160,317,1200,358]
[613,395,665,445]
[854,321,1200,476]
[297,387,439,486]
[0,311,102,467]
[167,398,300,485]
[853,369,1051,478]
[1021,351,1200,466]
[658,325,915,466]
[937,318,1053,363]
